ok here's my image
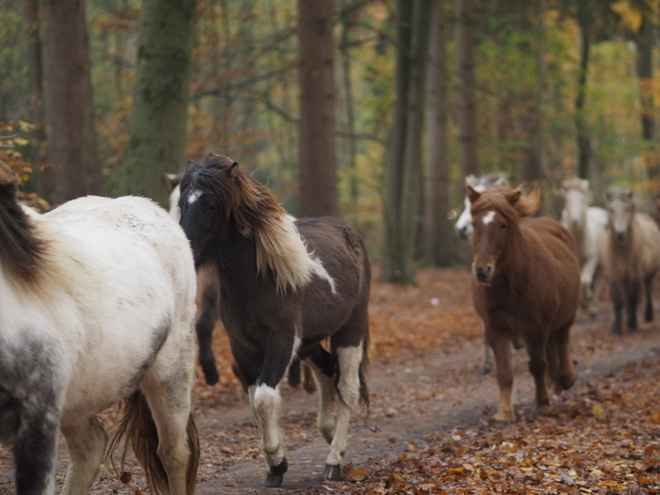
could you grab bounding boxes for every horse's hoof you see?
[478,366,491,377]
[264,458,288,487]
[323,464,341,481]
[203,369,220,386]
[537,404,551,416]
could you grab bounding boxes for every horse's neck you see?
[213,229,260,292]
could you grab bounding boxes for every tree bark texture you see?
[424,0,451,266]
[381,0,413,282]
[27,0,45,143]
[119,0,197,207]
[575,0,591,180]
[298,0,339,218]
[382,0,433,283]
[636,15,653,142]
[43,0,101,203]
[455,0,479,179]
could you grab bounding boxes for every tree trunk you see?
[42,0,101,203]
[381,0,413,282]
[340,0,359,202]
[119,0,197,207]
[636,14,653,142]
[297,0,338,218]
[27,0,45,143]
[575,0,591,180]
[423,0,451,266]
[455,0,479,179]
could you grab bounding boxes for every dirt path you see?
[2,268,660,494]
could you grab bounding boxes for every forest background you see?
[1,0,659,283]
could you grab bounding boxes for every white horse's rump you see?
[560,178,608,316]
[0,178,199,495]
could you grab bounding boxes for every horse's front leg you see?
[249,334,297,487]
[195,287,220,385]
[610,281,624,335]
[479,322,494,376]
[489,331,515,423]
[625,279,639,332]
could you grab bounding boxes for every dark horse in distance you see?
[178,153,370,487]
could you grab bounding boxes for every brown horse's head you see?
[604,188,635,243]
[468,185,539,283]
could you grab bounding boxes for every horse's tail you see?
[107,391,200,495]
[359,331,370,411]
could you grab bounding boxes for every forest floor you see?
[1,267,660,494]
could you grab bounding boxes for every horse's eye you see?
[500,223,507,230]
[206,203,218,212]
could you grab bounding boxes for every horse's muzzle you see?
[615,231,626,241]
[472,264,493,283]
[456,225,470,239]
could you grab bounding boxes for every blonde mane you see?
[183,153,316,293]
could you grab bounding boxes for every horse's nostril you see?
[485,265,493,276]
[616,232,625,241]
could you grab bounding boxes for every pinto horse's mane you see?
[0,164,48,289]
[470,185,540,225]
[183,153,316,293]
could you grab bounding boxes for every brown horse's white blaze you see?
[178,153,370,487]
[468,185,580,423]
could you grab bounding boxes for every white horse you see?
[0,165,199,495]
[455,172,514,375]
[455,172,509,239]
[560,178,609,317]
[599,188,660,335]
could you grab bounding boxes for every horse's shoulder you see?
[524,216,577,259]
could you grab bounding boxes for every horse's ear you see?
[466,185,481,203]
[465,174,477,187]
[507,189,522,206]
[185,159,197,173]
[229,161,240,178]
[604,190,613,203]
[626,190,634,201]
[163,173,180,191]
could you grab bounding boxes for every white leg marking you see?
[326,343,364,467]
[307,359,337,444]
[253,384,285,467]
[311,257,338,295]
[187,189,202,205]
[482,210,496,225]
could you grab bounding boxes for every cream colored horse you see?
[599,188,660,334]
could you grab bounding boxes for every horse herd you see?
[1,155,659,494]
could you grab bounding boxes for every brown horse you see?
[468,185,581,422]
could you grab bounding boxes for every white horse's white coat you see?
[560,178,609,316]
[1,195,197,494]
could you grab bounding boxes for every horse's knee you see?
[528,357,547,378]
[252,384,285,465]
[15,420,58,495]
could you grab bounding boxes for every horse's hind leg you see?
[14,416,59,495]
[141,366,199,495]
[323,339,367,480]
[644,272,655,322]
[526,335,551,415]
[550,321,575,393]
[60,417,107,495]
[304,344,337,445]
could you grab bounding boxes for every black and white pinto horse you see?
[178,153,370,487]
[165,172,314,392]
[0,165,199,495]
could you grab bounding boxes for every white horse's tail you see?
[106,391,200,495]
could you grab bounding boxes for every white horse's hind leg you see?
[60,417,107,495]
[141,367,197,495]
[324,343,363,480]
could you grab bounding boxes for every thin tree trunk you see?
[43,0,101,203]
[381,0,413,282]
[119,0,197,207]
[636,15,654,142]
[575,0,591,180]
[340,0,359,202]
[398,0,433,282]
[424,0,451,266]
[27,0,45,143]
[455,0,479,179]
[298,0,338,218]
